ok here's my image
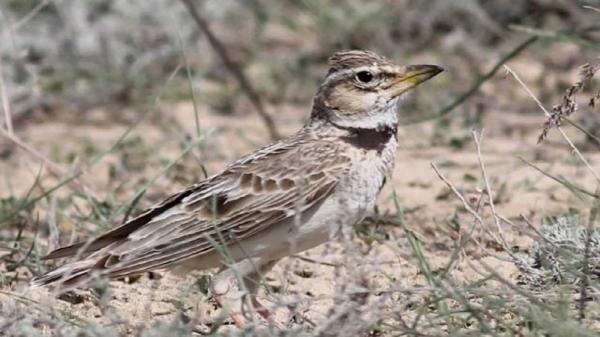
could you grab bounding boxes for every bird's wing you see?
[43,132,350,277]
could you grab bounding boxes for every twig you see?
[0,5,98,202]
[518,156,598,199]
[510,25,600,49]
[564,117,600,146]
[292,254,339,267]
[583,5,600,13]
[429,163,514,262]
[179,0,280,140]
[0,127,95,198]
[412,25,600,124]
[537,63,599,143]
[121,190,145,224]
[409,36,538,124]
[472,130,513,254]
[0,56,13,134]
[0,63,183,226]
[176,30,202,139]
[579,188,599,320]
[12,0,51,31]
[430,164,490,236]
[504,65,600,182]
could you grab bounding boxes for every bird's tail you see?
[30,260,97,289]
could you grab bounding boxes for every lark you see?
[31,50,442,325]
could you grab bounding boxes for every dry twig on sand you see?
[179,0,281,140]
[430,161,514,263]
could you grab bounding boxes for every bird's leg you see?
[210,268,246,327]
[249,296,272,321]
[241,259,279,324]
[209,259,279,327]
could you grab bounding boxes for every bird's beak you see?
[389,64,444,97]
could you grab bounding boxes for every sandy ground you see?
[1,86,598,333]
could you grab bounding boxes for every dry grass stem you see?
[583,5,600,13]
[472,130,513,254]
[416,36,538,124]
[12,0,51,31]
[538,63,599,143]
[430,162,513,262]
[0,128,95,198]
[0,57,13,135]
[504,65,600,182]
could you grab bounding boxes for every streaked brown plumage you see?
[31,50,442,326]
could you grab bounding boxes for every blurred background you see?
[1,0,598,125]
[1,1,599,336]
[2,0,598,197]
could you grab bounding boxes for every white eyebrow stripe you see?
[379,65,397,73]
[321,66,382,87]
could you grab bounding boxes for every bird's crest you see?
[328,50,393,73]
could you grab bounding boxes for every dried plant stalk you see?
[538,62,599,143]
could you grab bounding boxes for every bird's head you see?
[312,50,443,129]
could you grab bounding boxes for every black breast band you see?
[328,118,397,154]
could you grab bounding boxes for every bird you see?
[31,50,443,326]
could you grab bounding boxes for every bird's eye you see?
[355,71,373,83]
